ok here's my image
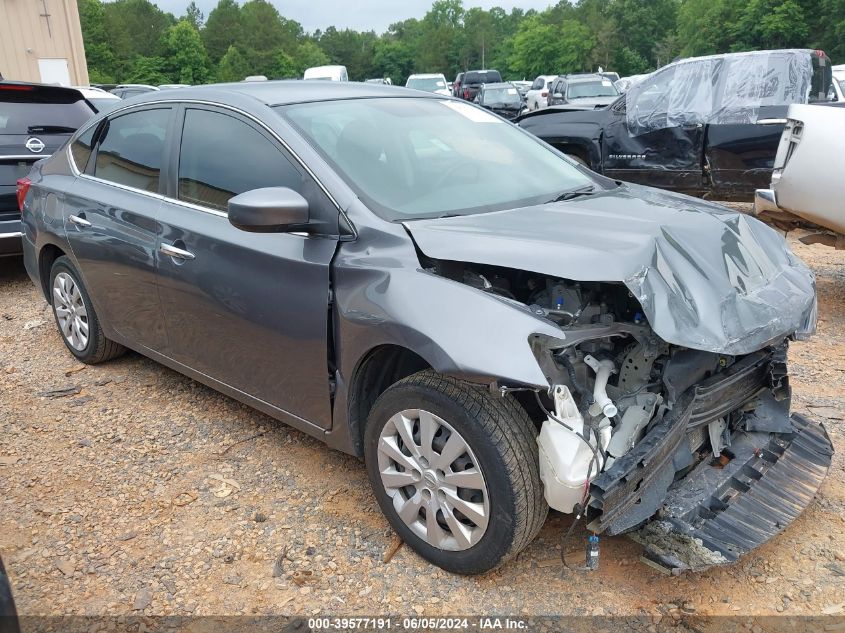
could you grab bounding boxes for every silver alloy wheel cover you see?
[53,272,89,351]
[377,409,490,551]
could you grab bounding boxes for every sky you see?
[151,0,555,33]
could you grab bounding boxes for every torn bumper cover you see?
[634,415,832,573]
[588,346,833,572]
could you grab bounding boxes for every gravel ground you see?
[1,228,844,625]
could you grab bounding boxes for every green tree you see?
[202,0,242,64]
[217,45,250,81]
[164,19,211,83]
[183,1,204,29]
[509,15,594,78]
[732,0,809,50]
[295,41,331,75]
[236,0,300,76]
[125,56,170,84]
[77,0,117,82]
[102,0,174,63]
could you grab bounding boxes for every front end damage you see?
[405,191,832,572]
[422,258,832,573]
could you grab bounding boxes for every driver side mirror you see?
[228,187,310,233]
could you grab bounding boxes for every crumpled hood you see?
[404,184,817,355]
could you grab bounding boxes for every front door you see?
[156,105,338,428]
[64,106,173,351]
[602,64,706,194]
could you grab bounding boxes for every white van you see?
[303,65,349,82]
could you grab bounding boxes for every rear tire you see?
[364,370,547,574]
[49,256,125,364]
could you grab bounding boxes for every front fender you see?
[336,263,562,388]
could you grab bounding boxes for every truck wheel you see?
[364,370,547,574]
[49,256,125,364]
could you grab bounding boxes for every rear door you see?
[704,105,789,198]
[0,84,93,231]
[156,104,338,429]
[601,64,706,194]
[64,105,173,352]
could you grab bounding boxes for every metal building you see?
[0,0,89,86]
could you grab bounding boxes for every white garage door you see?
[38,58,71,86]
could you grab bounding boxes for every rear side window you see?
[94,108,170,193]
[70,125,98,172]
[177,108,301,213]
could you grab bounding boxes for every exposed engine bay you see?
[427,257,833,572]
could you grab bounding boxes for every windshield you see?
[407,77,447,92]
[567,80,619,99]
[280,98,595,221]
[482,87,521,105]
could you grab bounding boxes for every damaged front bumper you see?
[634,414,832,574]
[587,347,834,573]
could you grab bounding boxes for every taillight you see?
[16,177,32,212]
[541,91,548,97]
[463,88,470,99]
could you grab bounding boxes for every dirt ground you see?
[1,229,844,625]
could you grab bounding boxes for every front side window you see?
[280,97,596,221]
[177,108,301,212]
[94,107,170,192]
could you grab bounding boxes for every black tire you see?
[364,370,547,574]
[49,256,125,364]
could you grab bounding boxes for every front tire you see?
[364,370,547,574]
[49,256,125,364]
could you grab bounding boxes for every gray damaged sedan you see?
[19,82,832,574]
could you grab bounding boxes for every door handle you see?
[68,214,91,228]
[755,118,787,125]
[159,243,195,261]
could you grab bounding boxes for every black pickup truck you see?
[518,49,834,201]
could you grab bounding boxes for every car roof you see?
[127,80,441,108]
[408,74,445,79]
[481,82,515,90]
[565,74,605,83]
[116,84,159,89]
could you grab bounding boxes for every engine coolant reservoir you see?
[537,385,602,513]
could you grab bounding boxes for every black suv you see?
[458,70,502,101]
[1,82,95,257]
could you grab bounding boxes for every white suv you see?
[525,75,557,110]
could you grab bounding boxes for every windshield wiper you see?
[27,125,77,134]
[548,184,597,203]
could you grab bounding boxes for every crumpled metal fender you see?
[324,220,566,455]
[333,234,563,388]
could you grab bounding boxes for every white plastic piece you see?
[708,417,727,458]
[584,355,618,419]
[537,385,604,513]
[607,404,650,459]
